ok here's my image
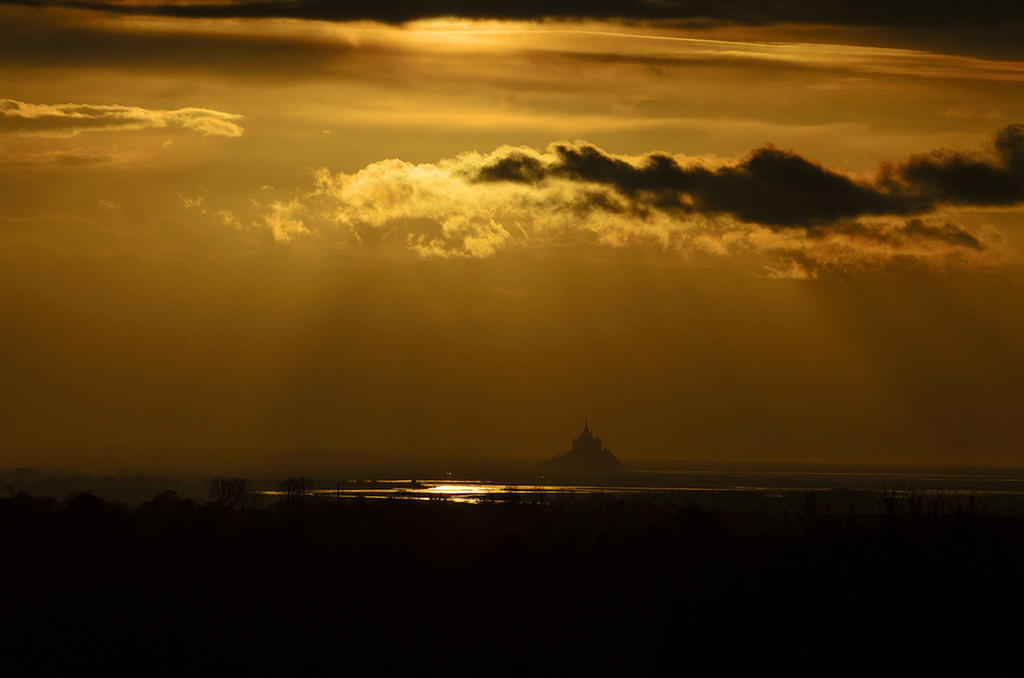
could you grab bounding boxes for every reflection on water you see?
[264,481,701,503]
[259,467,1024,504]
[309,482,661,504]
[424,484,491,495]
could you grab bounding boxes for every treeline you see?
[1,486,1021,673]
[0,467,181,502]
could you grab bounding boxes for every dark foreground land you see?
[3,488,1022,674]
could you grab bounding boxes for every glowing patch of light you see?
[425,484,492,495]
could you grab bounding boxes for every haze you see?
[3,2,1024,472]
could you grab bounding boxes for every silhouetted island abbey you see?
[542,419,623,475]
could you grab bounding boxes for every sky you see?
[2,1,1024,471]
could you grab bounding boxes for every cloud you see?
[887,124,1024,205]
[897,219,983,250]
[263,199,308,242]
[0,147,126,166]
[475,142,929,227]
[6,9,1024,89]
[475,125,1024,225]
[0,98,244,137]
[4,0,1022,27]
[764,258,817,280]
[254,130,1014,273]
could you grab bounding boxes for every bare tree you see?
[207,476,253,512]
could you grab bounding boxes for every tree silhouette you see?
[207,476,253,511]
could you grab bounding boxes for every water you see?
[261,463,1024,504]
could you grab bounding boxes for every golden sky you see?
[3,2,1024,470]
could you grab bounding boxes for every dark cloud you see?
[818,219,983,251]
[893,123,1024,206]
[554,144,925,226]
[0,7,388,80]
[474,125,1024,233]
[6,0,1024,26]
[475,151,547,184]
[475,142,924,227]
[899,219,983,250]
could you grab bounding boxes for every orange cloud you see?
[0,98,244,138]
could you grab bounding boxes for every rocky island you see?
[541,419,623,476]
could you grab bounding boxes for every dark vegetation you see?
[2,485,1021,674]
[0,467,181,503]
